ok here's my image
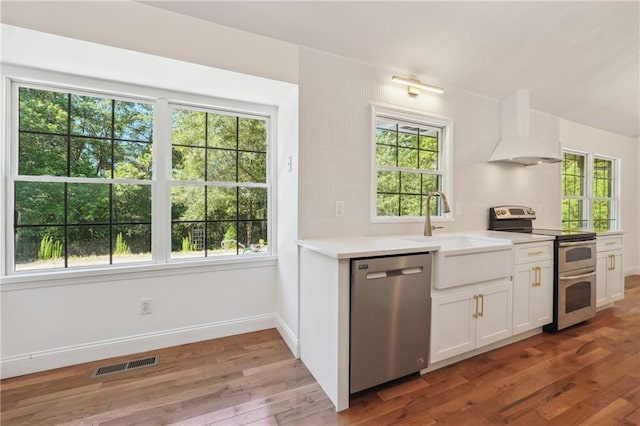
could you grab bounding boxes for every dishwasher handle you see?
[366,266,424,280]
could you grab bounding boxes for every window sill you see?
[0,255,278,291]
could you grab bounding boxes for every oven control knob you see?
[500,209,507,215]
[527,208,536,215]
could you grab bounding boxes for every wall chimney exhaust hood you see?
[488,89,562,166]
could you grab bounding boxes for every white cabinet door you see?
[596,253,608,307]
[430,288,476,363]
[532,261,553,328]
[607,252,624,302]
[513,265,534,334]
[597,250,624,307]
[476,280,512,348]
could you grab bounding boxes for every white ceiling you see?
[145,1,639,138]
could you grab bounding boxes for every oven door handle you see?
[558,241,595,247]
[559,270,596,280]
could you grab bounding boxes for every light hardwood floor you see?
[2,275,639,425]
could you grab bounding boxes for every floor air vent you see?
[91,356,158,378]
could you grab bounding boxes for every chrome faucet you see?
[424,191,451,236]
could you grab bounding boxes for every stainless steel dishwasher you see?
[350,253,431,393]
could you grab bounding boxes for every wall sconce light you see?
[392,75,445,96]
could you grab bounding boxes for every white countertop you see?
[297,231,554,259]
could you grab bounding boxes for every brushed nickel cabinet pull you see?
[528,251,544,256]
[478,294,484,317]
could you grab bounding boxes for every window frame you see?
[2,70,277,280]
[370,104,453,223]
[561,148,620,231]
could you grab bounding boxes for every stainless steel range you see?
[488,206,597,331]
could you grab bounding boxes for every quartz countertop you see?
[297,231,554,259]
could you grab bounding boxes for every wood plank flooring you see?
[2,275,639,425]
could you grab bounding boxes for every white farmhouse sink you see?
[404,235,514,289]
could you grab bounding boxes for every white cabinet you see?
[430,278,512,363]
[512,241,553,334]
[596,234,624,308]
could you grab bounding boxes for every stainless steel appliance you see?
[488,206,597,332]
[350,253,431,393]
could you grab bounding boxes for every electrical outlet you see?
[140,298,152,315]
[335,201,345,217]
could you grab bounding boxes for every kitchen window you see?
[561,150,619,231]
[6,79,273,275]
[372,106,452,221]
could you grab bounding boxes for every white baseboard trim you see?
[625,267,639,277]
[1,313,276,379]
[276,314,300,358]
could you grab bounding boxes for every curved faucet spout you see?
[424,191,451,236]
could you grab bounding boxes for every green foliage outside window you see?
[13,85,270,272]
[375,117,442,217]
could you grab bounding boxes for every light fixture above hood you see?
[488,89,562,166]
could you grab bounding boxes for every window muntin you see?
[374,111,448,219]
[170,106,269,259]
[14,86,153,271]
[561,151,618,231]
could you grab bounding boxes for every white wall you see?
[0,22,299,378]
[298,47,561,239]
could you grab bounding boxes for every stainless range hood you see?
[488,89,562,166]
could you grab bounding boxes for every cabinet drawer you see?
[597,236,623,252]
[514,242,552,264]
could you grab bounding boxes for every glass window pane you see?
[400,195,421,216]
[398,148,418,169]
[114,184,151,224]
[67,225,110,267]
[239,118,266,152]
[70,138,112,178]
[377,194,399,216]
[377,171,399,193]
[397,130,418,148]
[400,172,421,194]
[172,146,205,180]
[208,221,238,255]
[376,128,396,145]
[67,183,109,224]
[376,144,396,167]
[236,220,268,253]
[171,185,205,222]
[70,95,112,138]
[15,226,65,272]
[422,175,439,194]
[207,187,237,221]
[239,188,267,220]
[207,114,237,149]
[172,109,206,147]
[114,141,152,180]
[171,222,204,259]
[114,101,153,142]
[419,136,438,151]
[419,150,438,170]
[19,87,68,134]
[238,152,266,183]
[207,149,237,182]
[18,133,67,176]
[15,181,65,225]
[112,225,151,264]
